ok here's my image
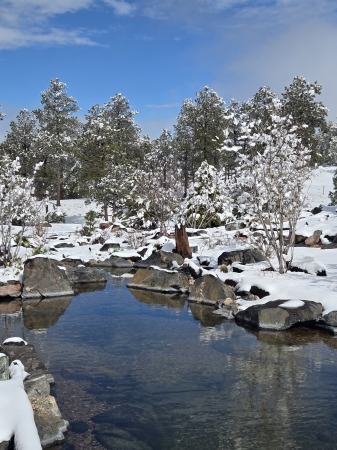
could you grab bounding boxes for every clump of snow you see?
[279,300,305,308]
[0,359,42,449]
[3,337,28,345]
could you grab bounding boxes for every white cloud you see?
[232,19,337,120]
[0,26,97,49]
[103,0,136,16]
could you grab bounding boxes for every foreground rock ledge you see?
[0,342,68,448]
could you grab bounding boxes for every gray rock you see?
[189,274,236,307]
[304,230,322,246]
[235,299,323,331]
[22,257,74,299]
[321,310,337,327]
[54,242,75,248]
[218,248,267,266]
[66,267,107,285]
[89,255,133,268]
[0,353,9,381]
[0,441,10,450]
[100,242,121,251]
[128,266,189,293]
[134,250,184,269]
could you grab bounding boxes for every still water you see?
[2,276,337,449]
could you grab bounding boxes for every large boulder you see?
[134,250,184,269]
[22,257,74,299]
[128,266,189,293]
[189,274,236,307]
[218,248,267,266]
[235,299,323,331]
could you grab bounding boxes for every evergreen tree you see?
[179,161,232,229]
[281,76,328,164]
[0,109,39,178]
[34,78,80,205]
[78,94,141,220]
[174,86,227,195]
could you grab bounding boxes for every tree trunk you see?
[103,203,108,222]
[175,224,192,259]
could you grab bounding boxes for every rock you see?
[218,248,267,266]
[134,250,184,269]
[295,234,307,244]
[0,353,9,381]
[188,274,236,307]
[128,266,189,294]
[54,242,75,249]
[89,255,133,268]
[304,230,322,246]
[0,343,68,447]
[0,280,21,301]
[66,267,107,285]
[22,257,74,299]
[236,285,270,299]
[100,242,121,251]
[60,257,85,268]
[235,299,323,331]
[321,310,337,327]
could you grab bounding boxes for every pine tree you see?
[78,94,141,220]
[34,78,80,205]
[281,76,328,164]
[0,109,39,178]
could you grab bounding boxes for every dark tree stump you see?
[175,224,192,259]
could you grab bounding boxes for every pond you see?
[2,276,337,449]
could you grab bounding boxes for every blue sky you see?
[1,0,337,139]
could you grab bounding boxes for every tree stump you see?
[175,224,192,259]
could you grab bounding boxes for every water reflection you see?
[23,297,73,330]
[1,283,337,449]
[129,288,186,310]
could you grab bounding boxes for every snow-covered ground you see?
[1,166,337,316]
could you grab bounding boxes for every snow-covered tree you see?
[174,86,228,195]
[149,129,174,185]
[0,109,39,178]
[34,78,80,205]
[281,76,328,164]
[0,158,45,266]
[235,109,313,273]
[179,161,232,229]
[0,105,4,121]
[79,94,141,220]
[126,168,183,233]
